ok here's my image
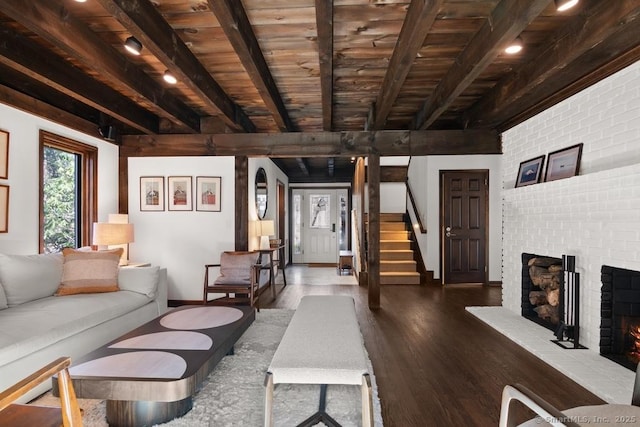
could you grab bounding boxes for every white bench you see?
[264,295,374,427]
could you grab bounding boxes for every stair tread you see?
[381,260,416,264]
[380,272,420,276]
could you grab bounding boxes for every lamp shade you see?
[92,223,134,246]
[257,220,275,237]
[257,220,275,250]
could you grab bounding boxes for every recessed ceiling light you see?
[74,0,87,2]
[505,37,523,55]
[555,0,579,12]
[124,36,142,56]
[163,70,177,84]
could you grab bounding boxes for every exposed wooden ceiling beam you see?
[286,169,355,184]
[367,0,444,130]
[206,0,292,132]
[120,130,500,157]
[412,0,551,130]
[0,25,159,134]
[96,0,254,133]
[464,1,640,130]
[0,82,104,140]
[315,0,334,131]
[0,0,201,133]
[296,158,311,176]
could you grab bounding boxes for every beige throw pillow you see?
[56,248,123,296]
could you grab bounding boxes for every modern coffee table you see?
[54,305,254,426]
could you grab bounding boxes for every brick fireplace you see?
[501,61,640,354]
[600,265,640,371]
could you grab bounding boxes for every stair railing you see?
[352,209,365,275]
[406,180,427,234]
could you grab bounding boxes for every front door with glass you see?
[292,189,349,264]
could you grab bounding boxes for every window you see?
[39,131,97,253]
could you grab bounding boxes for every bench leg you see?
[362,374,374,427]
[264,372,274,427]
[296,384,341,427]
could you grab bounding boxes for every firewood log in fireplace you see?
[530,289,560,306]
[527,257,563,324]
[534,304,560,324]
[529,266,561,290]
[529,291,548,305]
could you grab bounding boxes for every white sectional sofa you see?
[0,252,168,402]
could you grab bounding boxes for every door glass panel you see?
[293,193,302,254]
[339,193,348,250]
[309,194,330,229]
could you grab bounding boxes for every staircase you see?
[370,213,421,285]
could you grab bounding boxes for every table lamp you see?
[92,220,134,265]
[257,220,275,250]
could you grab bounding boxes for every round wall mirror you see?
[255,167,268,219]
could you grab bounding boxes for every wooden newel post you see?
[367,152,380,309]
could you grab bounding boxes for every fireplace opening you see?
[522,253,584,348]
[521,253,563,331]
[600,265,640,371]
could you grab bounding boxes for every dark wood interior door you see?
[441,170,488,284]
[277,180,285,267]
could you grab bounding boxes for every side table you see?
[121,262,151,268]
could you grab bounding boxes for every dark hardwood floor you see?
[262,271,605,426]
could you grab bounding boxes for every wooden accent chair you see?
[203,251,269,310]
[499,363,640,426]
[0,357,82,427]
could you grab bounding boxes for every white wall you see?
[407,155,503,281]
[501,60,640,352]
[364,182,407,214]
[128,156,236,301]
[0,103,119,254]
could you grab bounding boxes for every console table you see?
[259,245,287,289]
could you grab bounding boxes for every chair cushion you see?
[56,248,123,296]
[214,251,259,285]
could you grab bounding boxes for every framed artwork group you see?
[515,143,583,188]
[140,175,221,212]
[0,129,9,233]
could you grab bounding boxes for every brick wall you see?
[501,60,640,351]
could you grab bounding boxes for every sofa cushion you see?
[214,251,259,285]
[0,284,7,310]
[0,253,63,307]
[118,266,159,298]
[56,248,123,296]
[0,290,152,366]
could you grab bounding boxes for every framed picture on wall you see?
[515,155,545,187]
[0,185,8,232]
[196,176,221,212]
[545,143,584,182]
[168,176,192,211]
[140,176,165,211]
[0,129,8,180]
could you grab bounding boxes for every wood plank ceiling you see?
[0,0,638,182]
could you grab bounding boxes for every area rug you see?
[33,309,383,426]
